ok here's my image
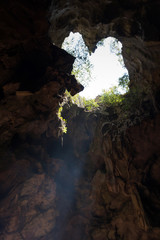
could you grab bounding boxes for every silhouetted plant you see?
[110,38,125,68]
[62,32,93,87]
[118,73,129,91]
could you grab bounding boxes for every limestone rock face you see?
[0,0,160,240]
[59,104,160,240]
[49,0,160,101]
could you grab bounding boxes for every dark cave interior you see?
[0,0,160,239]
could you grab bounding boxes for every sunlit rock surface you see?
[0,0,160,239]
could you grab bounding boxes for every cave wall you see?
[0,0,160,239]
[49,0,160,102]
[59,102,160,240]
[0,1,82,239]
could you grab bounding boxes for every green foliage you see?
[62,34,131,112]
[62,34,130,94]
[62,32,93,87]
[99,86,124,106]
[64,90,99,111]
[57,106,67,133]
[65,87,123,111]
[118,73,129,90]
[83,98,99,111]
[64,86,142,121]
[110,38,125,68]
[64,90,85,107]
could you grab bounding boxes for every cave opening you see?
[61,32,129,100]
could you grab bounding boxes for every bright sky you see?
[62,33,128,99]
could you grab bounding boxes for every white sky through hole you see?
[62,32,128,99]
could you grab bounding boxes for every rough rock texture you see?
[49,0,160,102]
[0,0,160,239]
[60,103,160,240]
